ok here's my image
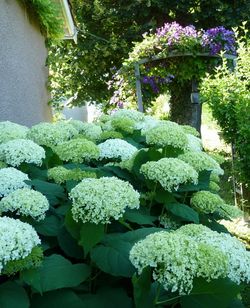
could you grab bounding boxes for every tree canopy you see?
[48,0,250,107]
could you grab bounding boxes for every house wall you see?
[0,0,52,126]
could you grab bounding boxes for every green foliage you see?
[201,30,250,184]
[21,254,90,293]
[0,282,29,308]
[0,113,248,307]
[19,0,64,39]
[48,0,250,107]
[3,246,43,276]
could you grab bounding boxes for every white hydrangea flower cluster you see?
[69,120,102,141]
[98,139,138,161]
[0,139,45,167]
[0,121,29,144]
[190,191,225,214]
[130,229,228,295]
[0,168,29,197]
[135,115,160,132]
[27,122,78,147]
[69,177,140,224]
[140,158,198,192]
[0,188,49,221]
[54,138,99,163]
[0,217,41,273]
[145,122,188,150]
[186,134,203,152]
[176,224,250,285]
[179,151,224,175]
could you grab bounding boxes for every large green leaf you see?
[57,227,84,259]
[178,170,211,192]
[124,209,156,225]
[25,179,65,205]
[91,228,163,277]
[165,203,199,223]
[0,282,29,308]
[180,278,242,308]
[132,267,154,308]
[33,215,62,236]
[79,223,104,255]
[64,209,82,240]
[154,187,176,204]
[30,289,83,308]
[21,254,90,293]
[80,287,133,308]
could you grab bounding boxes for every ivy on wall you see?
[18,0,64,39]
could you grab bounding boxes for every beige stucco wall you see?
[0,0,52,126]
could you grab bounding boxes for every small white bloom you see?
[98,139,138,161]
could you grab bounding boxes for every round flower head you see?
[178,151,224,175]
[130,230,228,295]
[98,139,138,161]
[0,217,41,273]
[54,138,99,163]
[176,224,250,285]
[48,166,96,184]
[190,191,225,214]
[181,125,200,137]
[111,117,135,134]
[0,167,29,197]
[0,139,45,167]
[209,181,220,192]
[140,158,198,192]
[186,134,203,152]
[27,122,78,147]
[135,115,160,132]
[112,109,145,122]
[0,188,49,221]
[0,121,29,144]
[69,177,140,224]
[69,120,102,141]
[145,122,188,150]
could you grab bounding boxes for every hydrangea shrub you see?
[0,111,248,307]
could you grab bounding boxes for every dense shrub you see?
[0,110,249,307]
[201,31,250,185]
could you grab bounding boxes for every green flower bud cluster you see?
[145,122,188,150]
[48,166,96,184]
[179,151,224,175]
[54,138,99,163]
